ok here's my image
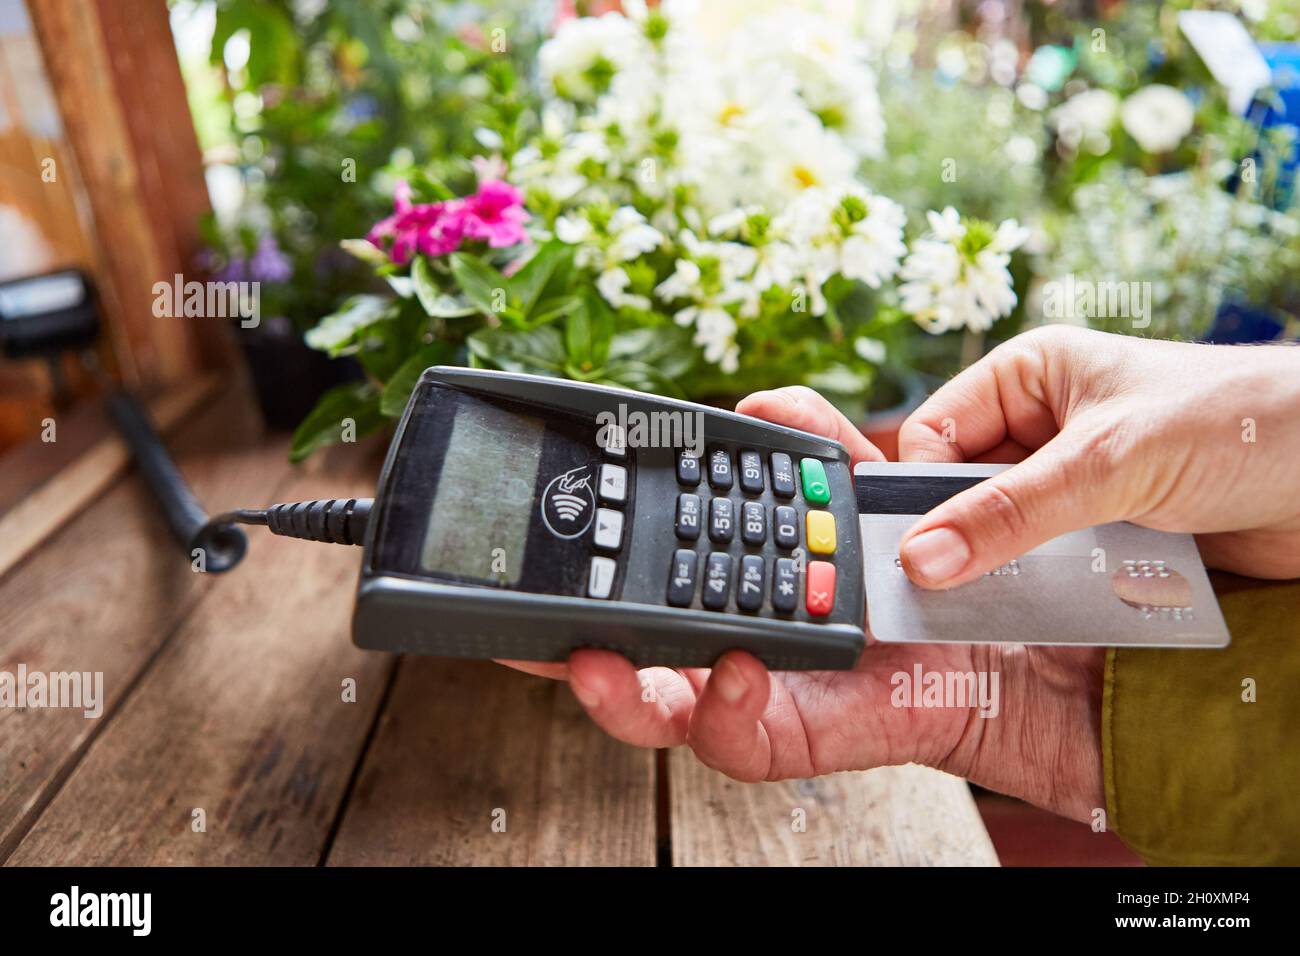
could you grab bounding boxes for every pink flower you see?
[453,180,531,249]
[366,181,464,265]
[551,0,627,31]
[366,179,529,265]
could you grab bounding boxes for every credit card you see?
[854,462,1230,647]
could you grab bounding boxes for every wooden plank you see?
[0,374,220,580]
[0,384,290,861]
[0,389,109,517]
[325,659,657,866]
[5,438,392,866]
[90,0,233,370]
[668,756,999,866]
[25,0,211,386]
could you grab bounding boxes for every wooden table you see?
[0,385,998,866]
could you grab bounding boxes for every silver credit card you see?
[854,462,1230,647]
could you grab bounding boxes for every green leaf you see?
[410,256,436,312]
[351,301,429,383]
[289,382,384,463]
[304,295,400,356]
[467,325,566,375]
[380,343,456,417]
[565,291,615,374]
[408,169,455,203]
[449,252,514,320]
[339,238,389,267]
[529,294,582,327]
[386,275,415,299]
[211,0,300,87]
[607,325,695,379]
[598,361,686,398]
[410,256,478,317]
[507,240,574,318]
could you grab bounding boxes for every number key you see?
[737,555,765,611]
[774,505,799,550]
[709,497,734,543]
[739,450,764,495]
[676,493,701,541]
[702,553,732,610]
[741,501,766,545]
[666,549,698,607]
[708,447,733,490]
[677,451,701,486]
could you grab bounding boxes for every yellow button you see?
[806,510,836,554]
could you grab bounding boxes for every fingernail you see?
[570,676,601,709]
[713,657,749,704]
[902,527,971,584]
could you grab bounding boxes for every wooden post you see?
[24,0,233,388]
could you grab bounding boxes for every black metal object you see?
[104,390,247,573]
[0,269,249,573]
[0,269,100,360]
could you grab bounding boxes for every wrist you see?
[936,645,1106,824]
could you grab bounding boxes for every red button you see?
[806,561,835,616]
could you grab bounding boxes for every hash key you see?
[770,452,796,498]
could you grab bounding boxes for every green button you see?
[799,457,831,504]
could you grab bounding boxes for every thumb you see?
[897,429,1125,589]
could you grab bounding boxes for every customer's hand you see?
[504,328,1300,823]
[896,326,1300,587]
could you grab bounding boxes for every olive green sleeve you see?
[1103,573,1300,865]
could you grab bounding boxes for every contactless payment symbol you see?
[541,465,596,539]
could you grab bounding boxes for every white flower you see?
[926,206,966,243]
[525,2,920,376]
[654,231,756,306]
[605,207,663,261]
[761,185,905,313]
[1051,89,1118,146]
[899,212,1028,334]
[555,215,592,244]
[854,336,887,364]
[1005,135,1039,165]
[675,305,740,373]
[539,13,651,103]
[758,123,859,205]
[596,267,651,310]
[555,206,663,273]
[655,258,702,301]
[1016,83,1049,111]
[834,189,907,288]
[1121,85,1195,154]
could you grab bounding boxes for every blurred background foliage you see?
[178,0,547,333]
[172,0,1300,447]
